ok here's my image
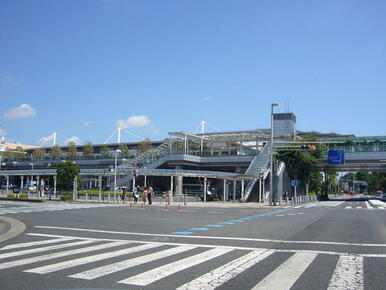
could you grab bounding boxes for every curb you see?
[0,197,45,203]
[0,216,26,243]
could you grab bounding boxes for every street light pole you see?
[270,103,278,206]
[114,149,121,203]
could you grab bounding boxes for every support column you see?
[262,179,265,203]
[20,176,24,194]
[233,180,236,202]
[259,178,262,203]
[6,175,9,194]
[98,175,102,202]
[203,177,207,202]
[241,179,244,202]
[73,176,77,201]
[36,176,40,197]
[169,175,174,203]
[54,175,57,198]
[223,179,226,201]
[144,175,147,187]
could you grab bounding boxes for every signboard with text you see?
[328,150,345,165]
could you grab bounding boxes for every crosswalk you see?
[294,201,385,210]
[0,233,383,289]
[0,201,123,215]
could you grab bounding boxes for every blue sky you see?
[1,0,385,146]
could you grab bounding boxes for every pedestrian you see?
[142,186,148,203]
[133,186,139,204]
[122,187,127,204]
[147,185,153,205]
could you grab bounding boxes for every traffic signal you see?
[301,145,316,151]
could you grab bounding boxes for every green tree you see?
[276,141,321,195]
[67,142,78,160]
[83,141,94,159]
[118,143,129,156]
[137,139,152,153]
[32,148,45,160]
[56,160,81,192]
[51,145,62,159]
[100,145,111,158]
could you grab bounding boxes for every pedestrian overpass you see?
[1,133,386,203]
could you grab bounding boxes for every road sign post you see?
[291,180,298,204]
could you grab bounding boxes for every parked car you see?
[12,186,20,194]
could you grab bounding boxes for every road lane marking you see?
[328,255,364,290]
[25,243,161,274]
[251,252,317,290]
[0,240,95,260]
[0,237,74,251]
[177,250,274,290]
[118,248,233,286]
[70,245,196,280]
[33,226,386,248]
[345,206,352,209]
[0,241,128,269]
[365,202,372,209]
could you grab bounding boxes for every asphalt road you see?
[0,199,385,290]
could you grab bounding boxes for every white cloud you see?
[38,133,57,146]
[3,104,37,120]
[66,136,81,145]
[0,129,7,137]
[82,121,92,127]
[1,74,15,82]
[116,115,152,129]
[203,95,213,102]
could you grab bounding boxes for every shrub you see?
[7,194,15,199]
[19,194,28,199]
[60,195,73,201]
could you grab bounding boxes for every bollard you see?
[177,204,181,211]
[108,194,111,203]
[141,202,145,209]
[129,202,132,207]
[165,204,169,211]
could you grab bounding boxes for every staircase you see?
[110,139,175,188]
[242,143,271,202]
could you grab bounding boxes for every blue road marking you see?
[171,208,294,235]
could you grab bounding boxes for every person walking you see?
[142,186,148,204]
[147,185,153,205]
[133,186,139,204]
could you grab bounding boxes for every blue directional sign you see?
[328,150,345,165]
[291,180,298,187]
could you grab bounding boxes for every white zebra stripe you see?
[177,250,274,290]
[0,240,95,260]
[25,243,161,274]
[70,245,195,280]
[0,238,74,251]
[251,252,317,290]
[328,255,364,290]
[0,241,127,269]
[118,248,234,286]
